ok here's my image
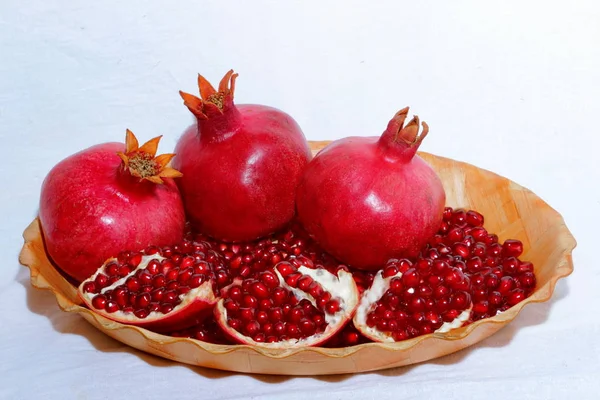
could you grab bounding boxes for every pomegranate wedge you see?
[214,261,359,348]
[79,250,218,332]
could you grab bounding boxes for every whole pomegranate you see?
[173,70,312,242]
[39,130,186,283]
[296,107,446,270]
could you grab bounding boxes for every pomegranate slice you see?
[214,261,359,347]
[353,261,472,342]
[78,250,219,332]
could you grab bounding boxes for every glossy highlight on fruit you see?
[40,130,186,282]
[173,70,312,242]
[296,107,446,270]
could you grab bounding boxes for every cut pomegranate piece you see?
[214,261,359,347]
[78,250,219,332]
[353,261,472,342]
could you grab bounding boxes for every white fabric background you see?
[1,0,598,399]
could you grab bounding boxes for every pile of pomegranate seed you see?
[81,207,536,346]
[430,208,536,322]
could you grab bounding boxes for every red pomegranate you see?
[296,107,446,270]
[39,130,186,282]
[173,70,312,242]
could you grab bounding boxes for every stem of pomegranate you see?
[197,106,243,142]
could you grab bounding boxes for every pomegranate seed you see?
[519,272,536,288]
[154,303,171,315]
[418,285,433,297]
[503,239,524,257]
[251,282,270,299]
[402,268,420,288]
[436,297,450,312]
[150,288,164,302]
[274,322,286,335]
[297,276,313,291]
[188,274,205,288]
[256,311,269,324]
[272,288,287,305]
[507,289,526,306]
[397,259,413,273]
[453,243,470,258]
[104,301,119,313]
[408,297,426,313]
[286,323,300,337]
[178,268,193,284]
[383,264,399,277]
[94,274,108,288]
[258,298,273,311]
[325,299,340,314]
[134,308,149,319]
[105,262,119,277]
[91,294,107,309]
[82,282,97,293]
[163,291,178,303]
[518,261,534,274]
[152,274,166,288]
[489,291,503,306]
[389,278,404,295]
[285,273,301,287]
[228,318,242,330]
[146,259,160,275]
[228,286,243,302]
[259,271,279,288]
[244,321,260,336]
[242,295,258,308]
[466,210,484,226]
[498,276,514,294]
[193,261,211,275]
[308,282,324,298]
[145,245,161,255]
[128,253,142,268]
[239,308,255,322]
[450,291,471,309]
[502,257,520,275]
[473,301,489,314]
[447,227,464,242]
[472,288,487,301]
[276,262,296,277]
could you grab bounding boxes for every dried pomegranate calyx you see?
[179,69,238,119]
[116,129,183,184]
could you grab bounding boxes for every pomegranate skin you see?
[174,71,312,242]
[296,108,446,270]
[39,141,186,283]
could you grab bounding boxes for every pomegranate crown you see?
[116,129,183,184]
[389,107,429,146]
[179,69,238,120]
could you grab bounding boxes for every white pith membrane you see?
[353,271,472,343]
[215,264,359,348]
[79,254,216,323]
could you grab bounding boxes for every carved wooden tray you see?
[19,141,576,375]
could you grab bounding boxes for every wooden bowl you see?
[19,141,576,375]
